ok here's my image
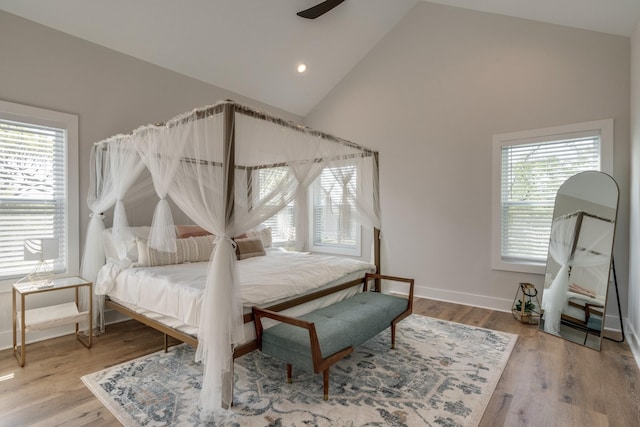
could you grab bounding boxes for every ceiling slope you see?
[0,0,418,116]
[1,0,638,115]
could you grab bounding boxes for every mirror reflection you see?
[539,171,618,350]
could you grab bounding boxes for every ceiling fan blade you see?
[297,0,345,19]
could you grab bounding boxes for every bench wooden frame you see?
[560,300,605,344]
[252,273,414,400]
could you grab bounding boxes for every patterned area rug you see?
[82,315,517,426]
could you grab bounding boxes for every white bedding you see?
[96,248,375,328]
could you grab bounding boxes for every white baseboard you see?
[411,284,514,313]
[409,284,625,332]
[604,313,622,332]
[0,308,131,351]
[624,319,640,369]
[3,291,637,372]
[0,324,77,352]
[104,307,131,324]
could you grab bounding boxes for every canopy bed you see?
[80,100,382,416]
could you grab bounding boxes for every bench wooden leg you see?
[391,324,396,349]
[287,363,292,384]
[163,334,168,352]
[323,369,330,400]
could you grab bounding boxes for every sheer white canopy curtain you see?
[83,101,381,418]
[80,138,150,331]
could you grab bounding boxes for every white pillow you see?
[103,226,152,263]
[246,226,272,248]
[102,229,120,263]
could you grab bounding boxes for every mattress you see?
[97,248,376,331]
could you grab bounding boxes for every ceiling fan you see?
[297,0,345,19]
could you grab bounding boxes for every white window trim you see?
[308,222,362,256]
[0,100,79,292]
[491,119,613,274]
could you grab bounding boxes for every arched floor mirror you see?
[539,171,619,350]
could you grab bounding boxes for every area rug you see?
[82,315,517,426]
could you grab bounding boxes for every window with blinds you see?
[0,118,67,281]
[258,167,295,245]
[492,119,612,273]
[501,136,600,262]
[310,165,360,256]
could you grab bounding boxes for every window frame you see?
[491,119,613,274]
[0,100,79,290]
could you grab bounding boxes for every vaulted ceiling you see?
[1,0,639,116]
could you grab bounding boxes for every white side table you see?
[12,276,93,367]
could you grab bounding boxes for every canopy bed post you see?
[569,211,584,265]
[224,103,235,224]
[373,150,381,290]
[374,227,381,289]
[222,102,236,409]
[246,166,254,211]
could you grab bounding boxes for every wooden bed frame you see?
[104,275,374,359]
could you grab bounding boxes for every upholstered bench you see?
[253,273,414,400]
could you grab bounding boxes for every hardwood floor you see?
[413,299,640,427]
[0,298,638,426]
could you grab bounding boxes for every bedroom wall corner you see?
[627,19,640,368]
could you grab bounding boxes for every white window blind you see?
[0,118,66,280]
[261,205,295,244]
[500,135,600,264]
[311,165,359,254]
[258,167,295,245]
[258,167,296,246]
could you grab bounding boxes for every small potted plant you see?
[512,283,541,324]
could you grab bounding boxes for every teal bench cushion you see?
[260,292,408,373]
[587,314,603,331]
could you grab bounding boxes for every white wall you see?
[0,11,301,350]
[628,21,640,364]
[306,3,631,318]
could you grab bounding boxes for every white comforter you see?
[96,249,375,327]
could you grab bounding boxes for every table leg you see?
[13,292,26,367]
[75,284,92,348]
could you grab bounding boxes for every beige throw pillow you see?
[136,235,215,267]
[179,235,215,263]
[235,237,266,260]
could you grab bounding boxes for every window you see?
[492,119,613,274]
[309,164,361,256]
[258,167,295,246]
[0,100,78,286]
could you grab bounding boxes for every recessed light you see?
[297,63,307,73]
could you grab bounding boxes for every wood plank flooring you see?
[0,298,638,426]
